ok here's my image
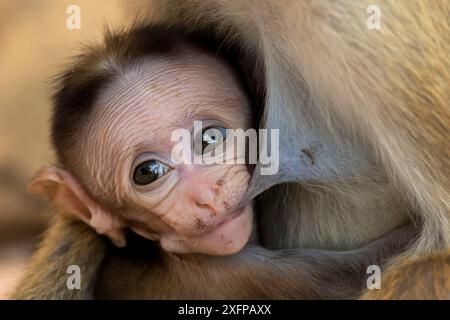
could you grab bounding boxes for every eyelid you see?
[131,153,174,170]
[133,167,179,200]
[196,118,230,130]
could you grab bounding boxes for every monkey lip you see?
[209,206,246,232]
[163,205,252,255]
[174,206,247,238]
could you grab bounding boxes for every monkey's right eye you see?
[133,160,172,186]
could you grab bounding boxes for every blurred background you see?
[0,0,135,298]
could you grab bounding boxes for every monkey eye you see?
[133,160,173,186]
[195,126,228,155]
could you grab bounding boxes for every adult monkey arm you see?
[94,225,417,299]
[361,251,450,299]
[11,214,108,299]
[11,213,416,299]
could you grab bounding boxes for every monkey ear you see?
[27,166,127,248]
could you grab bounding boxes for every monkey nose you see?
[194,189,223,215]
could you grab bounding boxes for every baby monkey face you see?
[128,151,254,255]
[29,45,255,256]
[83,46,255,255]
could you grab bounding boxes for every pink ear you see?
[27,166,126,247]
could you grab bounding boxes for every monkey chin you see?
[160,205,254,256]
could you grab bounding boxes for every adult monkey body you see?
[13,0,450,299]
[133,0,450,298]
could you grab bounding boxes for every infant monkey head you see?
[29,25,255,255]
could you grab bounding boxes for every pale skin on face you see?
[30,46,255,255]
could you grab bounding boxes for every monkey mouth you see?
[215,207,245,228]
[200,205,247,236]
[162,204,252,255]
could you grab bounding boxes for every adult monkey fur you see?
[131,0,449,299]
[13,0,450,299]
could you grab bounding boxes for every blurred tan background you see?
[0,0,135,298]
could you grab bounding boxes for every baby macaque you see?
[29,25,255,256]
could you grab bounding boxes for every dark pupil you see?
[202,134,215,150]
[202,127,226,152]
[133,160,161,185]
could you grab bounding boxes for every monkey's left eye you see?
[133,160,172,186]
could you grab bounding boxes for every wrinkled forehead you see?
[79,48,251,200]
[88,48,251,155]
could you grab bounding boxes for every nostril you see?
[195,200,209,209]
[194,189,215,206]
[213,179,224,195]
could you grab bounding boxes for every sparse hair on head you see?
[50,23,259,169]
